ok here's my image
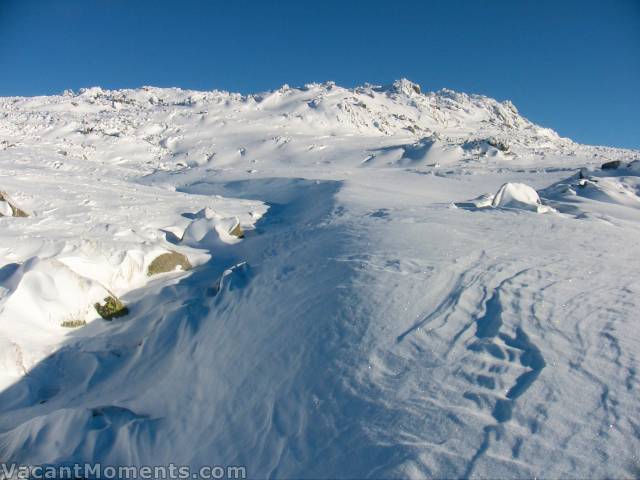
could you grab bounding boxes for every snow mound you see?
[467,192,496,209]
[540,168,640,218]
[492,182,555,213]
[456,184,555,213]
[0,258,109,327]
[628,159,640,173]
[182,209,245,247]
[576,178,640,208]
[0,258,113,387]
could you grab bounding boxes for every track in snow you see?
[1,174,640,478]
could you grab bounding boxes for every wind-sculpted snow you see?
[0,81,639,478]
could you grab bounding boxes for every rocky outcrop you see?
[0,191,27,217]
[147,251,192,276]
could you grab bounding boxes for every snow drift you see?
[492,182,555,213]
[0,81,639,479]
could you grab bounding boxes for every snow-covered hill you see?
[0,80,639,479]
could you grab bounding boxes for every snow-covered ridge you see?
[3,79,635,178]
[4,80,638,177]
[2,79,559,145]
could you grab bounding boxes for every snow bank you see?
[181,208,245,247]
[456,192,495,209]
[0,133,265,391]
[0,258,112,387]
[540,167,640,218]
[0,258,109,327]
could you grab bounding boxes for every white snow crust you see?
[0,80,638,479]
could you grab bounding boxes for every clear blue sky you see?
[1,0,638,148]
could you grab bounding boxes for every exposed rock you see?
[147,251,192,276]
[487,137,510,152]
[229,223,245,238]
[0,191,28,217]
[94,295,129,320]
[60,319,87,328]
[601,160,621,170]
[387,79,423,96]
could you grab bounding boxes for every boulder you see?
[94,295,129,320]
[229,222,244,239]
[0,191,28,217]
[487,137,509,152]
[601,160,621,170]
[147,251,192,276]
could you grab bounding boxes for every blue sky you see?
[1,0,638,148]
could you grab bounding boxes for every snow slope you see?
[0,80,639,479]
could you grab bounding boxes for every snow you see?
[0,80,639,479]
[492,182,555,213]
[0,201,13,217]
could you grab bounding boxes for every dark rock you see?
[601,160,621,170]
[487,137,509,152]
